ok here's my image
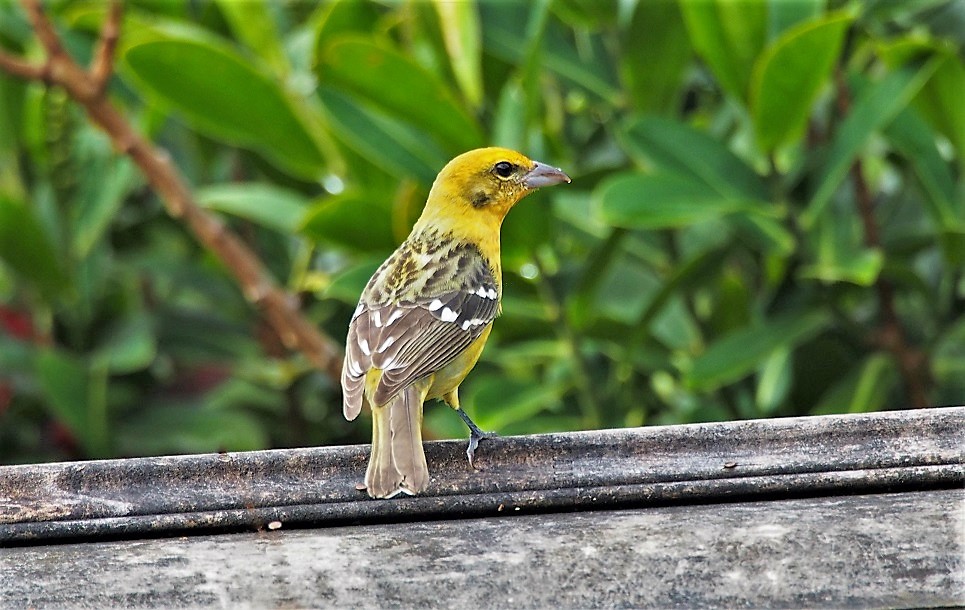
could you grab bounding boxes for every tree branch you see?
[89,1,122,94]
[1,0,344,381]
[834,69,929,408]
[0,51,47,81]
[23,0,66,59]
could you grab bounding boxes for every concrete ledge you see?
[2,490,962,609]
[1,407,962,544]
[1,408,963,608]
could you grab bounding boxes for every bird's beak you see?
[523,161,571,189]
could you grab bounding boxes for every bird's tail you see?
[366,383,429,498]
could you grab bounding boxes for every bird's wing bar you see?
[342,280,499,415]
[391,288,497,381]
[376,284,499,405]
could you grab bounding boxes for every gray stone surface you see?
[2,489,962,609]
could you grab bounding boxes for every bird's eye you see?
[493,161,515,179]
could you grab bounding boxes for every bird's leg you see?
[444,389,496,468]
[456,408,497,468]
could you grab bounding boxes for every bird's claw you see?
[456,407,496,468]
[466,428,497,469]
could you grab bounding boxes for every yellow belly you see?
[426,324,493,400]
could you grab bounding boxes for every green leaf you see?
[766,0,825,39]
[566,228,630,328]
[755,347,792,416]
[0,194,66,298]
[502,190,552,269]
[731,213,796,255]
[680,0,768,101]
[196,183,310,234]
[552,0,620,29]
[621,116,769,200]
[433,0,483,108]
[590,253,662,325]
[73,157,138,258]
[119,405,268,455]
[938,228,965,267]
[800,210,884,286]
[215,0,289,74]
[324,258,382,304]
[634,242,734,338]
[315,37,483,152]
[595,173,774,230]
[487,340,567,371]
[932,316,965,402]
[465,376,563,432]
[849,353,898,413]
[803,61,941,228]
[35,348,109,456]
[621,0,691,114]
[91,314,157,374]
[35,349,89,441]
[157,308,259,362]
[0,72,26,154]
[885,108,963,231]
[814,353,898,415]
[652,297,704,354]
[480,3,621,103]
[318,87,445,183]
[492,78,526,151]
[300,192,396,252]
[805,251,886,287]
[718,269,755,336]
[125,37,325,179]
[914,50,965,171]
[750,10,853,150]
[313,0,383,52]
[687,310,829,391]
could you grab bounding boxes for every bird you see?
[341,147,571,499]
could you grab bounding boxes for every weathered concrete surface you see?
[1,489,961,609]
[1,407,962,542]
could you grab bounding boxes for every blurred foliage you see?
[0,0,962,464]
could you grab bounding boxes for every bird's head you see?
[417,147,571,232]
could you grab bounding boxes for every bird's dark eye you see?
[493,161,515,178]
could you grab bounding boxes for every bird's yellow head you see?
[415,147,571,239]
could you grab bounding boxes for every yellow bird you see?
[341,147,571,498]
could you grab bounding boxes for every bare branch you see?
[22,0,65,58]
[83,95,345,380]
[0,0,345,382]
[0,51,47,81]
[89,0,123,94]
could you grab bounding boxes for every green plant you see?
[0,0,961,463]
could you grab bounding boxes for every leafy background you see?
[0,0,961,464]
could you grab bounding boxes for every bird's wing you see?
[341,239,499,419]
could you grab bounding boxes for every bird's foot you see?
[456,408,497,469]
[466,428,498,469]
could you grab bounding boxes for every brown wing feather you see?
[341,303,371,420]
[341,234,499,414]
[374,297,495,405]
